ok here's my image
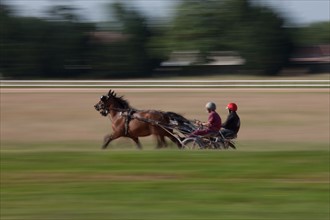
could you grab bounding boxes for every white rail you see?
[1,80,329,88]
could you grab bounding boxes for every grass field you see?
[1,148,329,220]
[1,80,329,220]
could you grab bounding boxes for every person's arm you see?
[203,113,215,127]
[202,121,211,127]
[196,114,213,127]
[195,120,210,127]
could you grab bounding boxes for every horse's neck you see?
[106,108,120,121]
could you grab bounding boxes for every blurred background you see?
[1,2,329,219]
[0,0,329,79]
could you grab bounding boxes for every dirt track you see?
[1,88,329,145]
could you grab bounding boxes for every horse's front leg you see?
[102,134,112,149]
[130,137,143,150]
[102,126,124,149]
[102,131,122,149]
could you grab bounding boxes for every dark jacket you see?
[221,111,240,134]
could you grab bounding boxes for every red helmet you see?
[227,103,238,111]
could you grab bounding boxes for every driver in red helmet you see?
[221,103,240,138]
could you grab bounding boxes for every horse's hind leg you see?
[156,135,167,149]
[167,134,182,149]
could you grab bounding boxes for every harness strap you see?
[124,109,135,136]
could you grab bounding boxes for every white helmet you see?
[205,102,216,111]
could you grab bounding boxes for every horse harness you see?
[105,106,171,136]
[120,109,136,136]
[104,106,135,136]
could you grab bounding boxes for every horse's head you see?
[94,94,109,116]
[94,90,128,116]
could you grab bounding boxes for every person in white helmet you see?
[190,102,222,137]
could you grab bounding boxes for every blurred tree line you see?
[0,0,329,79]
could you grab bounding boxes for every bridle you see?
[94,96,134,117]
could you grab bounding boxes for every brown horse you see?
[94,90,181,149]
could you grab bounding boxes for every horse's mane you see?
[108,90,133,110]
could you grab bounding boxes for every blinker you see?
[101,95,107,101]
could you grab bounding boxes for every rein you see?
[100,106,135,117]
[106,106,142,114]
[108,107,131,112]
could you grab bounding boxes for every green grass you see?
[1,142,329,220]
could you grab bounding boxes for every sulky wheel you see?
[181,137,203,150]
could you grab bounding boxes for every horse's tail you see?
[165,111,190,124]
[165,111,196,134]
